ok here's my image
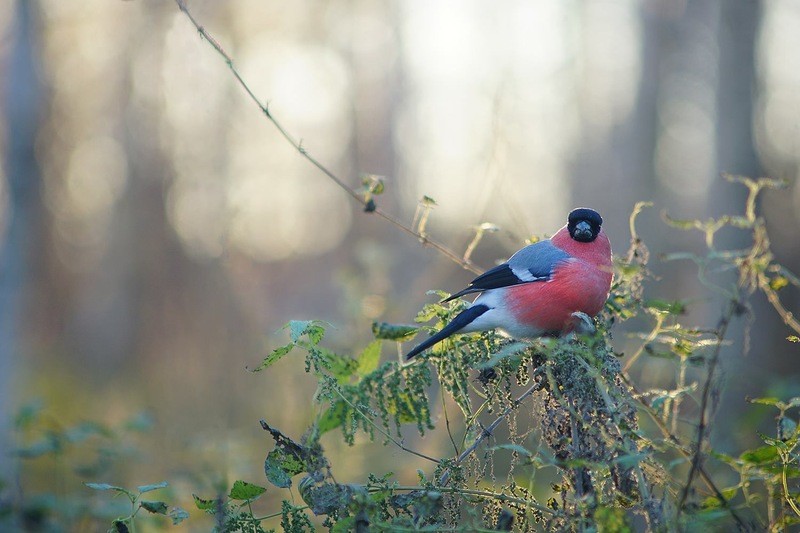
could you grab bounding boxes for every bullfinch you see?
[405,208,612,360]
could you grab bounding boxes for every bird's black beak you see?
[573,220,593,242]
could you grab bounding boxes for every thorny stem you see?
[173,0,481,275]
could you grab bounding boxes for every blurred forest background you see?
[1,0,799,529]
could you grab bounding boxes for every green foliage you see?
[5,177,800,531]
[84,480,188,530]
[247,177,800,532]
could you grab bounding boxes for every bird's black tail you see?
[406,304,490,360]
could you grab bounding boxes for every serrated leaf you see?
[265,449,304,488]
[318,401,347,435]
[261,421,327,489]
[137,481,168,494]
[169,507,189,525]
[140,500,168,515]
[287,320,325,344]
[192,494,218,511]
[371,321,418,341]
[229,480,267,501]
[357,341,382,376]
[313,346,358,381]
[386,393,418,424]
[250,344,293,372]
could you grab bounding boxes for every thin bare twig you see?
[676,299,746,528]
[622,372,751,531]
[173,0,481,275]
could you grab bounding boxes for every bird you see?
[405,208,613,360]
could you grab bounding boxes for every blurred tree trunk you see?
[0,0,43,474]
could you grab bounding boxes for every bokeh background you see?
[1,0,799,529]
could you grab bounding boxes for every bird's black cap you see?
[567,208,603,242]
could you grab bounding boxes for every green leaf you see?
[770,276,789,291]
[299,479,366,516]
[779,416,798,441]
[319,401,347,435]
[123,411,154,432]
[15,435,60,458]
[788,336,800,343]
[14,400,43,429]
[477,342,530,370]
[701,487,739,509]
[265,449,305,488]
[65,421,113,442]
[740,445,778,465]
[386,393,418,424]
[644,299,686,315]
[287,320,325,344]
[85,482,127,492]
[192,494,218,511]
[169,507,189,525]
[357,341,382,376]
[612,453,649,468]
[113,520,130,533]
[371,321,419,341]
[140,500,169,515]
[229,480,267,501]
[490,443,532,457]
[137,481,168,494]
[749,397,781,407]
[262,421,327,489]
[250,343,294,372]
[360,174,385,195]
[594,505,632,532]
[313,346,358,381]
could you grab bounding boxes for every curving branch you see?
[173,0,481,275]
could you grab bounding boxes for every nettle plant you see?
[188,176,799,532]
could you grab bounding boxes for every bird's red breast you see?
[504,227,613,332]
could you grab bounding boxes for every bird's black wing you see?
[442,240,571,302]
